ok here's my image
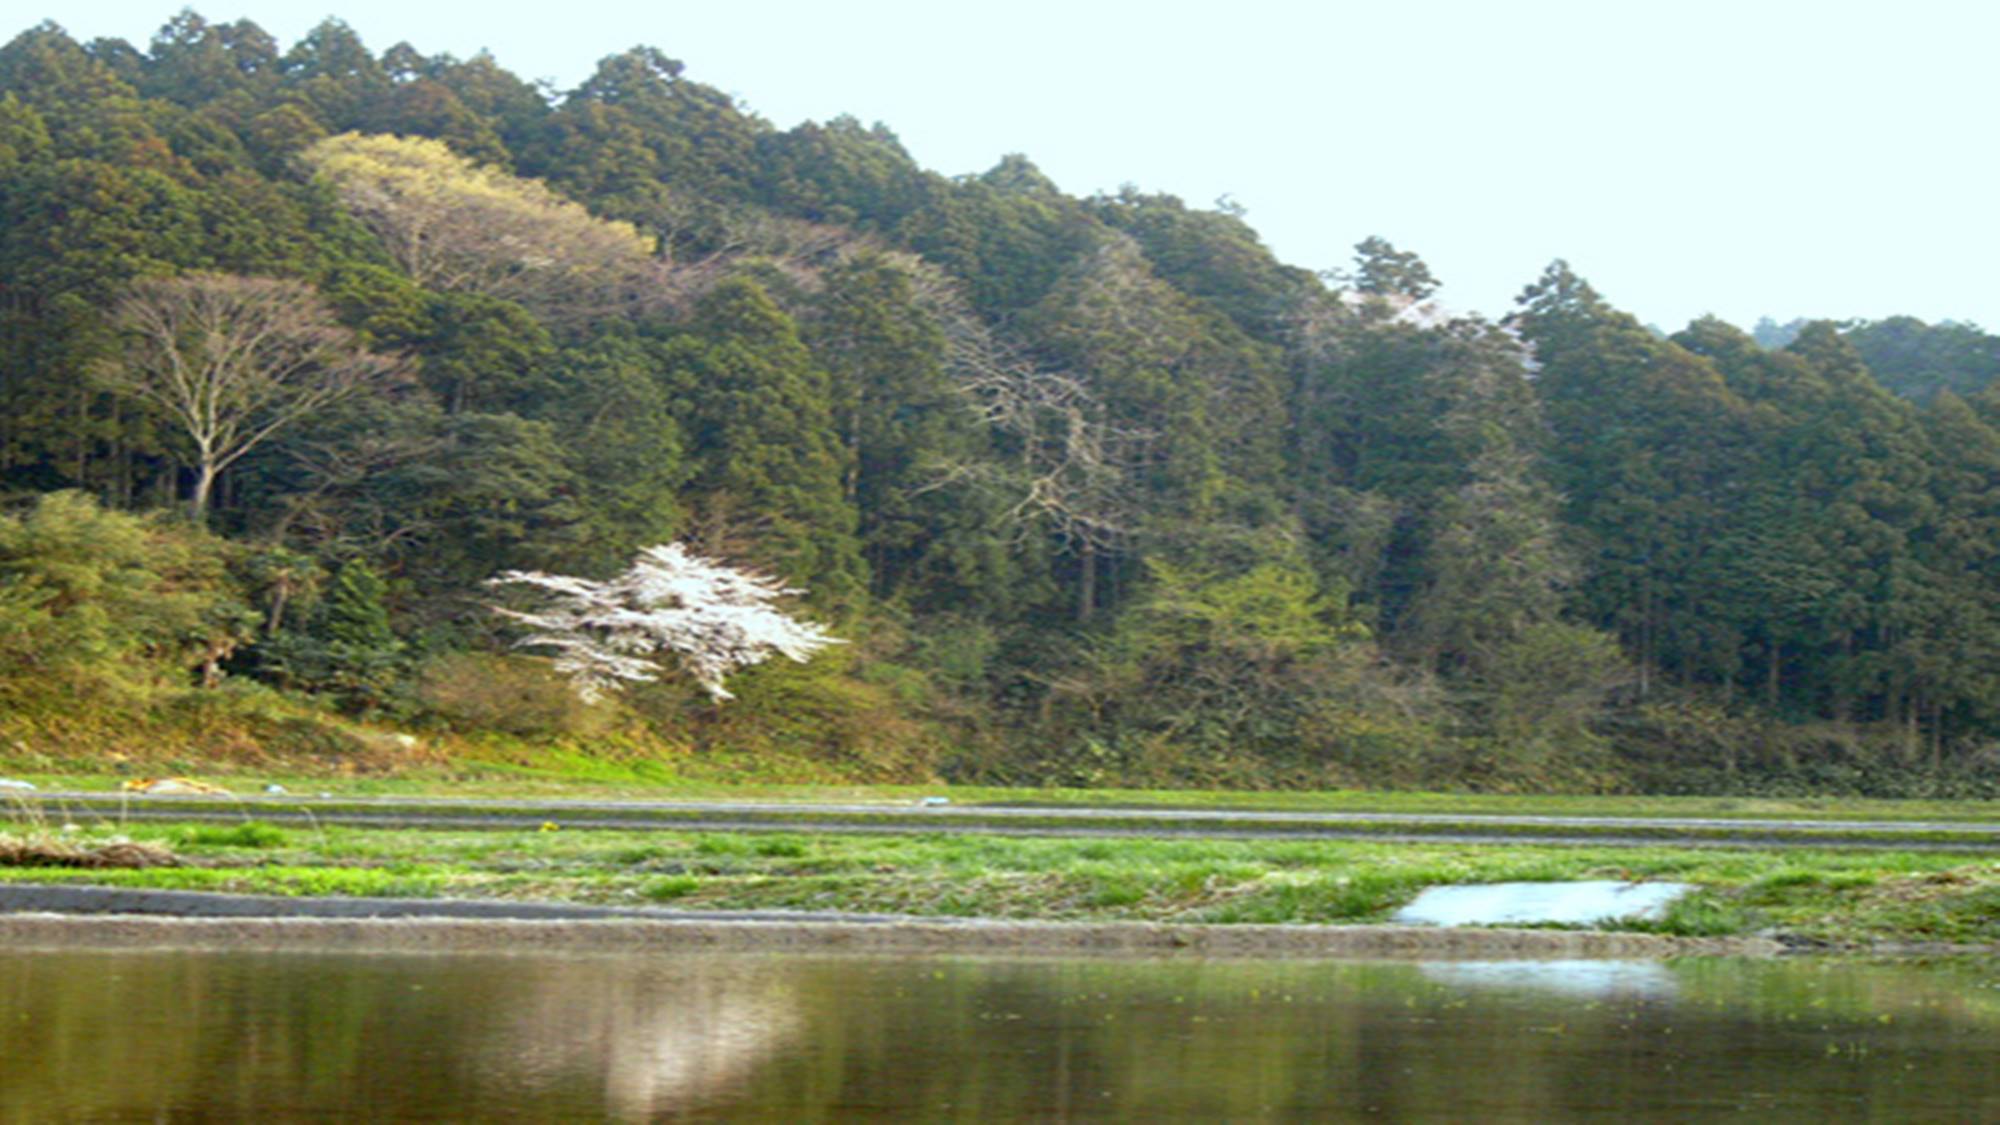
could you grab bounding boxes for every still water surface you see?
[3,948,1998,1120]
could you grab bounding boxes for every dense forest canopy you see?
[2,12,1998,794]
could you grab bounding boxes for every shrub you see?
[0,491,254,696]
[687,657,943,783]
[416,651,613,737]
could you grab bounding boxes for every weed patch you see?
[1618,891,1757,937]
[644,875,700,901]
[176,822,287,849]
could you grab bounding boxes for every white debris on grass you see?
[0,779,35,791]
[126,778,231,796]
[1394,881,1693,927]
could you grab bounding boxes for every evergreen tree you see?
[754,115,926,231]
[139,12,280,107]
[1911,393,2000,755]
[1089,188,1322,344]
[278,18,388,133]
[1349,235,1439,300]
[666,277,865,610]
[806,253,995,604]
[1509,261,1750,693]
[1845,316,2000,403]
[1779,322,1935,726]
[541,331,688,572]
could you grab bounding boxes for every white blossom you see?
[1331,289,1542,375]
[1335,288,1458,329]
[487,544,843,702]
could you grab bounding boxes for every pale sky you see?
[15,1,1998,330]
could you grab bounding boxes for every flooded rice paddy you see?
[3,948,1998,1120]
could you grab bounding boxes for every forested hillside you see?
[3,13,1998,794]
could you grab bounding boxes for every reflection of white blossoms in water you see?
[477,957,801,1118]
[1419,959,1679,1000]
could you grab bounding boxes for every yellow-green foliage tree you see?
[299,132,664,323]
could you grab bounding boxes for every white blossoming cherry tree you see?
[487,544,843,702]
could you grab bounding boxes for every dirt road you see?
[19,792,2000,850]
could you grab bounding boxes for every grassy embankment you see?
[3,799,1999,948]
[11,757,2000,823]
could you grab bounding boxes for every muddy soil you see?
[0,884,1781,959]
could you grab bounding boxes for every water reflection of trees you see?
[709,957,2000,1120]
[3,952,2000,1119]
[0,951,802,1119]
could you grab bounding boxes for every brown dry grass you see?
[0,834,179,869]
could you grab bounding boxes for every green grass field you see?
[3,807,1998,948]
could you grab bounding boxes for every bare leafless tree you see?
[888,254,1149,616]
[944,359,1144,555]
[98,273,408,522]
[263,423,446,553]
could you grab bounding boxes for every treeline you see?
[2,13,1999,793]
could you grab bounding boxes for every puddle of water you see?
[1392,880,1692,926]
